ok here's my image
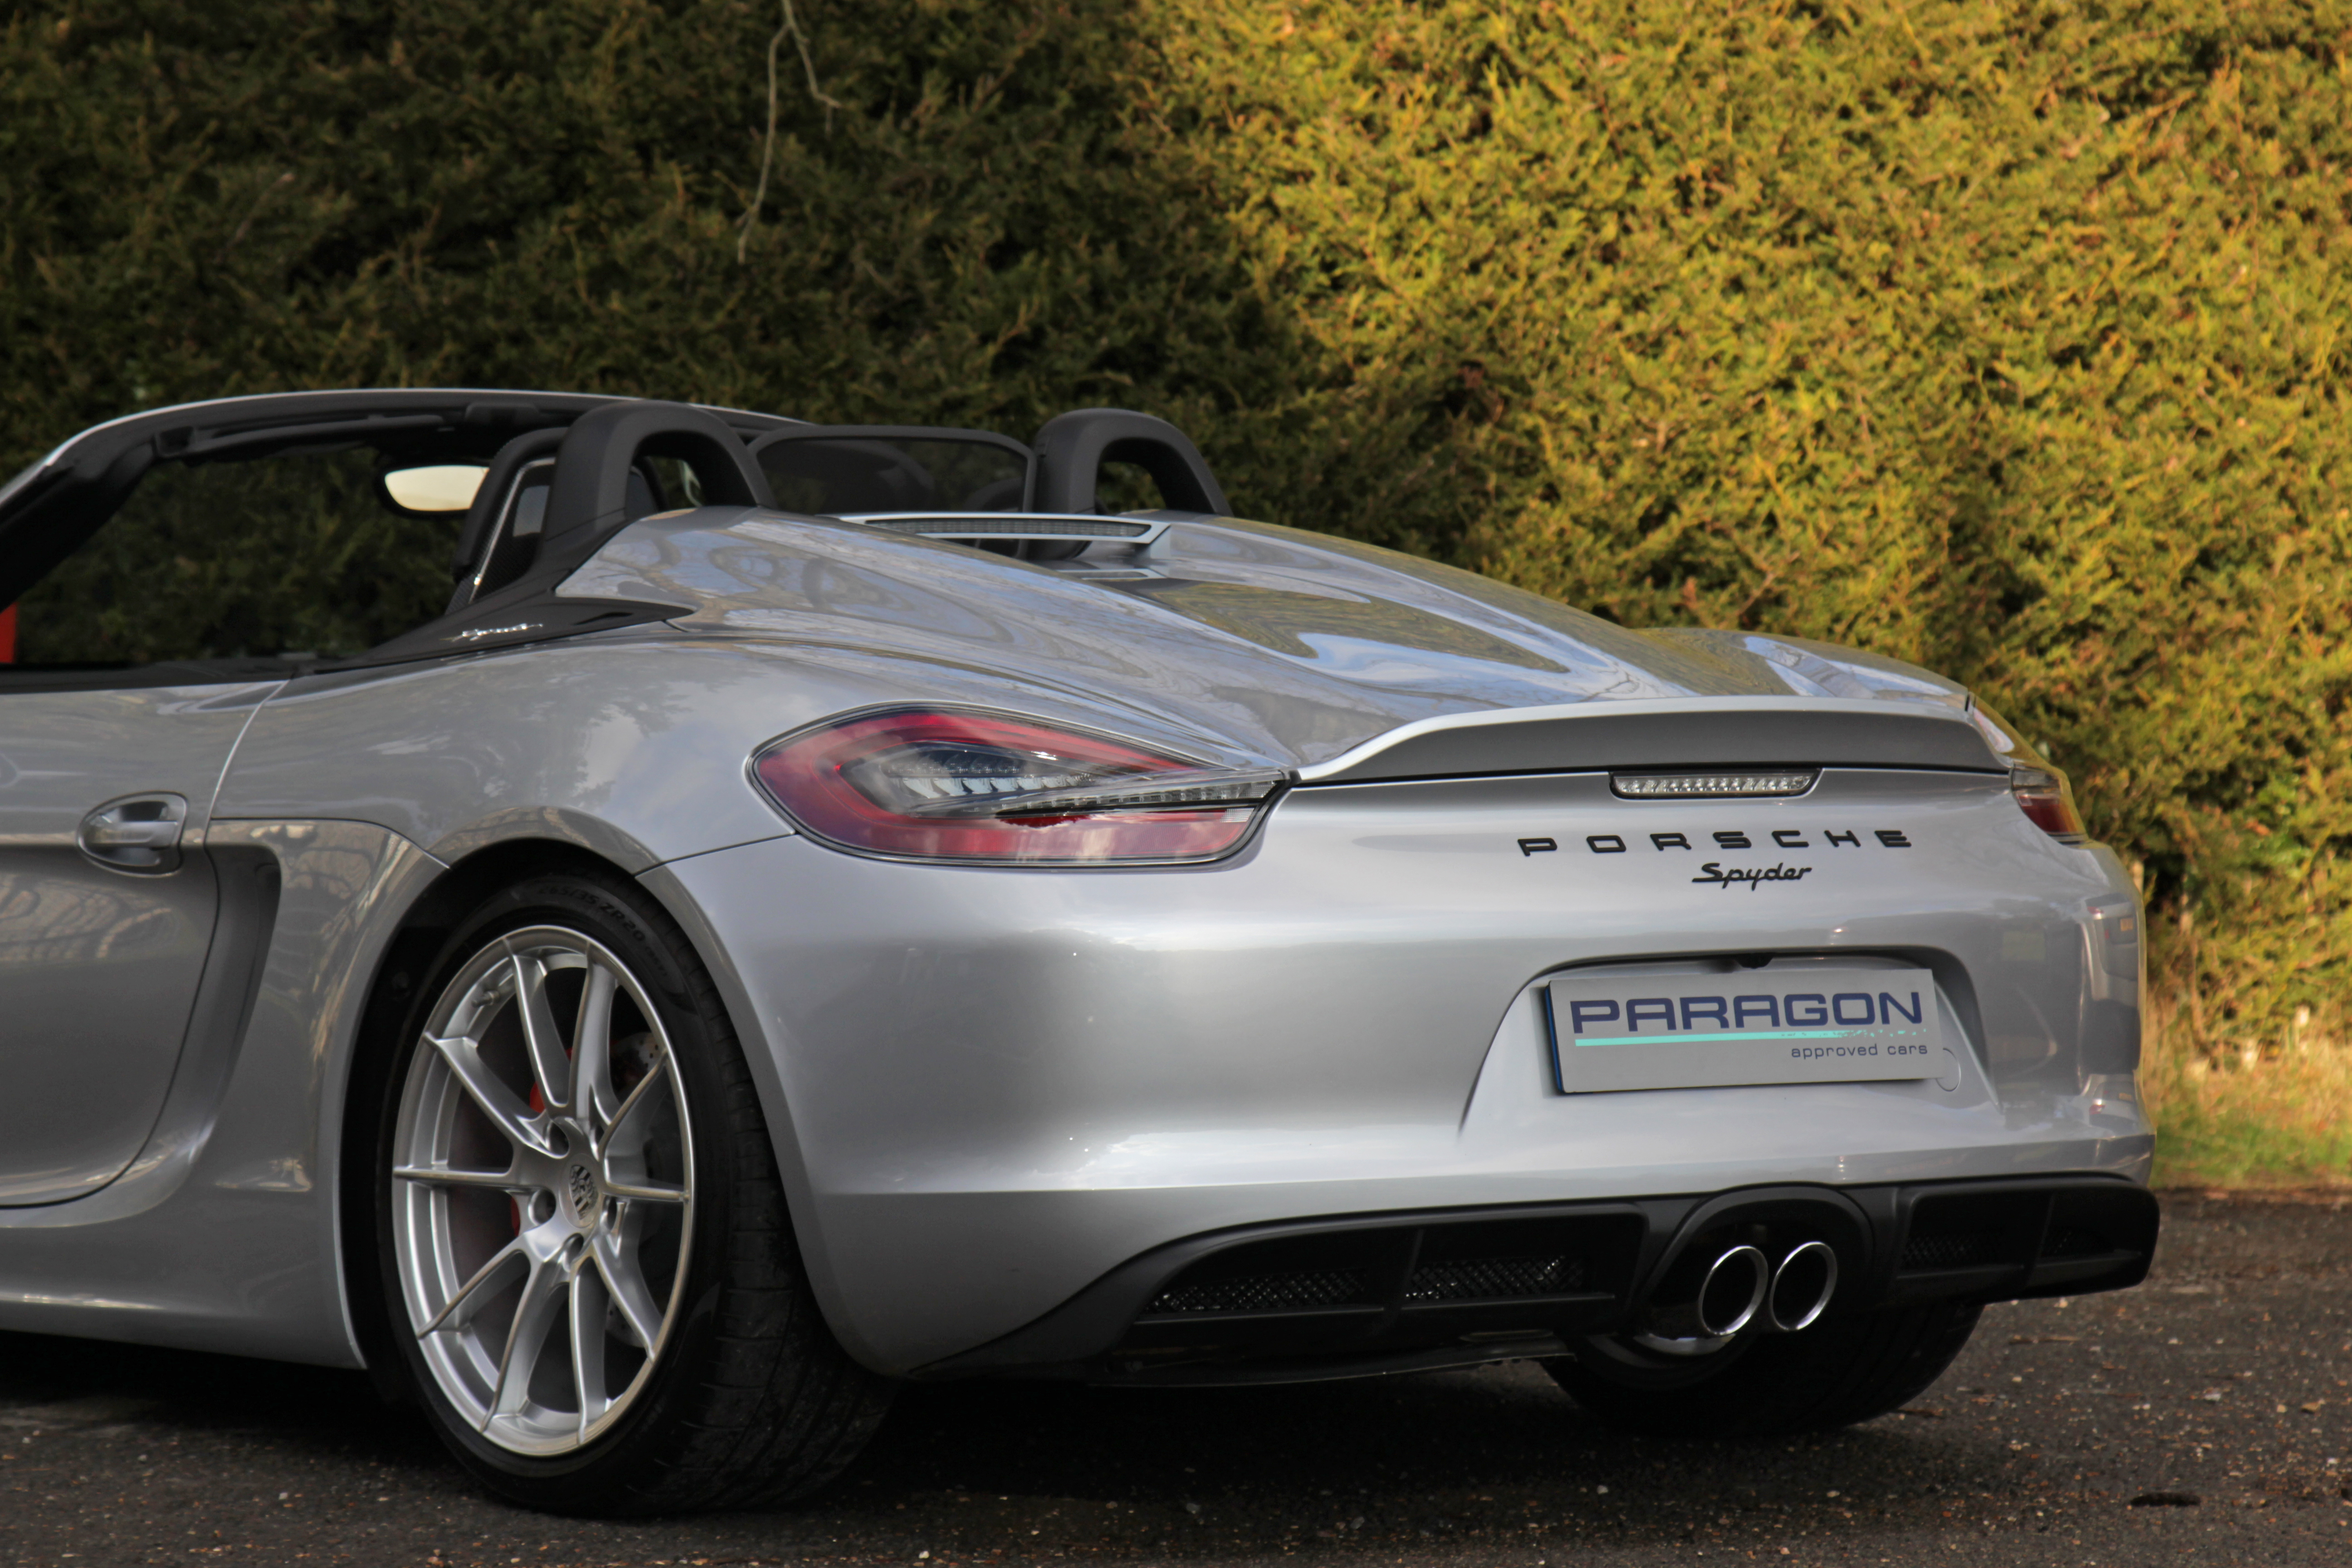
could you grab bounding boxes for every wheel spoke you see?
[591,1230,666,1352]
[572,963,619,1128]
[393,1163,522,1191]
[568,1259,610,1437]
[603,1177,688,1205]
[596,1056,671,1160]
[513,955,573,1114]
[486,1253,570,1423]
[417,1239,527,1337]
[393,921,698,1458]
[428,1033,548,1154]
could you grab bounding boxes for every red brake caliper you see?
[513,1081,551,1235]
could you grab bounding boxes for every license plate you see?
[1542,967,1944,1093]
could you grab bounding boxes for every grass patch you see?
[2143,993,2352,1189]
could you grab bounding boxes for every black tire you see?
[1546,1301,1981,1439]
[362,868,892,1515]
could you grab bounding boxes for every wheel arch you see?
[626,853,863,1367]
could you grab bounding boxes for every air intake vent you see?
[1404,1255,1587,1304]
[853,513,1154,539]
[1147,1269,1372,1315]
[1901,1231,2005,1269]
[2040,1226,2109,1259]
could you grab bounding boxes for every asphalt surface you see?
[2,1193,2347,1568]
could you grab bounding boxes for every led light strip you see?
[903,767,1290,818]
[1611,769,1819,799]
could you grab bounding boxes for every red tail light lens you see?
[750,708,1287,865]
[1970,698,2087,843]
[2009,764,2085,841]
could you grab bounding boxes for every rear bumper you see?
[919,1175,2160,1386]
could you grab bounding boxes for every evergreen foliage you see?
[1151,0,2352,1120]
[5,0,2349,1166]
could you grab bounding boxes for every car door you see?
[0,681,269,1202]
[0,392,533,1205]
[0,389,779,1205]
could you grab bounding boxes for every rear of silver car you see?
[0,392,2157,1505]
[662,695,2156,1389]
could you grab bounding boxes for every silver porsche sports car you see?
[0,390,2156,1514]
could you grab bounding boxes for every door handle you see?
[78,793,190,874]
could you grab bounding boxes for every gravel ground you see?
[2,1192,2346,1568]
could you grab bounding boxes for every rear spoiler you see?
[1296,697,2006,784]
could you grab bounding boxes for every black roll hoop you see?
[1032,408,1230,517]
[450,426,566,583]
[542,400,774,542]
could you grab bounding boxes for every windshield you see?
[13,446,466,666]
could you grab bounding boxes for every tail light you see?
[750,707,1287,865]
[1970,698,2087,843]
[2009,764,2085,841]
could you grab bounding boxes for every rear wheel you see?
[1546,1301,1981,1439]
[368,869,891,1515]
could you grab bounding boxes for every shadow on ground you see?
[1,1194,2346,1566]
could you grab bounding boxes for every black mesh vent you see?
[1902,1231,2005,1269]
[1147,1269,1372,1315]
[2041,1226,2109,1258]
[1404,1255,1587,1303]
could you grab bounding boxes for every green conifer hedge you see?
[6,0,2348,1176]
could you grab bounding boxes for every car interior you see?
[0,395,1229,690]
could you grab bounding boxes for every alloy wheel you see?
[390,926,695,1455]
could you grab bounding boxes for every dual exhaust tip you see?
[1661,1240,1839,1340]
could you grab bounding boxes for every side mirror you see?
[380,463,489,515]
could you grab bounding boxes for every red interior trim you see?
[0,605,15,664]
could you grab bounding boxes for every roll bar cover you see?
[451,426,567,583]
[543,400,773,541]
[1032,408,1230,517]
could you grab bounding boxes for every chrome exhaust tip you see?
[1765,1240,1839,1332]
[1693,1244,1769,1338]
